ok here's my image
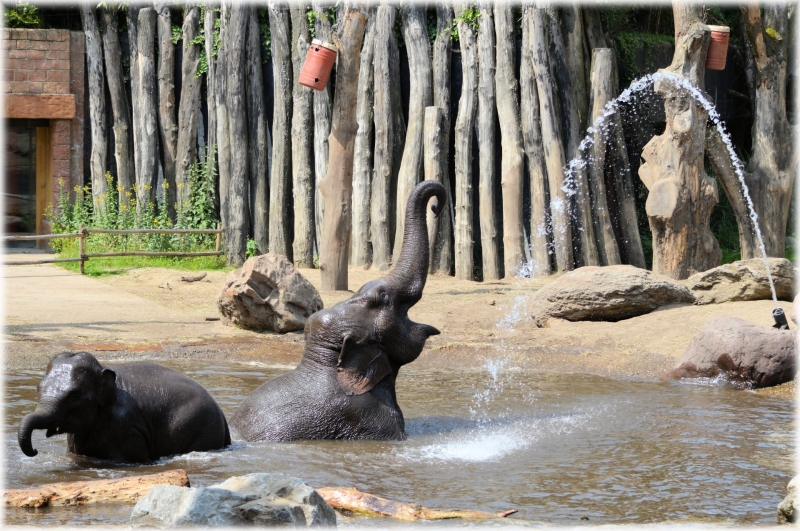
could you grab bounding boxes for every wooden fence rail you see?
[2,224,223,274]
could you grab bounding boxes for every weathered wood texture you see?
[247,7,270,254]
[204,5,217,155]
[528,8,572,271]
[313,2,334,257]
[495,4,525,277]
[3,470,190,508]
[215,4,231,251]
[155,3,177,219]
[81,6,108,210]
[267,3,292,259]
[520,6,551,275]
[393,5,432,266]
[176,4,202,212]
[101,7,134,207]
[318,5,369,290]
[424,106,447,270]
[430,3,454,275]
[224,4,249,266]
[453,5,477,281]
[291,6,315,268]
[561,5,588,129]
[350,15,376,268]
[132,7,159,208]
[587,48,621,266]
[638,7,720,279]
[476,3,500,280]
[371,4,401,271]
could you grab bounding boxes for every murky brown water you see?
[4,357,795,526]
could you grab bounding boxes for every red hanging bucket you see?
[299,39,338,91]
[706,25,730,71]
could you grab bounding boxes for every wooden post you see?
[313,1,334,259]
[80,6,108,212]
[155,3,178,219]
[318,5,369,291]
[215,222,222,253]
[424,106,447,269]
[175,4,203,213]
[78,224,85,275]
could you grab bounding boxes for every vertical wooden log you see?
[155,3,177,219]
[176,4,202,214]
[475,3,500,280]
[587,48,621,266]
[494,4,525,277]
[81,6,108,211]
[637,7,720,279]
[424,107,447,269]
[430,3,453,275]
[290,6,315,268]
[561,5,588,129]
[267,2,292,259]
[319,5,369,291]
[393,5,432,266]
[528,8,572,272]
[205,4,217,153]
[371,4,399,271]
[247,6,269,254]
[313,2,333,258]
[215,4,231,249]
[224,3,249,266]
[133,8,159,208]
[78,224,85,274]
[454,5,477,281]
[101,7,134,207]
[350,14,376,268]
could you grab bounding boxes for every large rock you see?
[778,477,797,524]
[683,257,795,305]
[217,254,323,333]
[529,265,695,326]
[130,474,336,528]
[662,317,796,389]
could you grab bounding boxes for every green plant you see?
[258,8,271,62]
[451,5,480,42]
[5,2,44,28]
[171,24,182,44]
[246,238,259,259]
[613,31,675,85]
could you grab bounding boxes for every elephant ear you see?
[336,335,392,396]
[98,368,117,407]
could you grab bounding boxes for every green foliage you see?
[613,31,675,85]
[246,238,260,259]
[195,5,221,77]
[258,8,271,62]
[5,2,44,28]
[451,6,480,43]
[171,24,182,44]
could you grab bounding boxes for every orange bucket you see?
[299,39,338,91]
[706,25,730,71]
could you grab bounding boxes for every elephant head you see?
[304,180,447,396]
[19,352,117,457]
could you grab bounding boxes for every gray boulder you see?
[793,293,799,325]
[778,476,797,524]
[217,254,323,333]
[130,474,336,528]
[662,317,796,389]
[529,265,694,326]
[683,257,795,305]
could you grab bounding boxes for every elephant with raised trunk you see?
[231,180,447,441]
[19,352,231,463]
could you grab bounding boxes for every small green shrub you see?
[5,2,44,28]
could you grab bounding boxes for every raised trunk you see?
[267,2,292,259]
[101,7,134,207]
[81,6,108,211]
[318,6,369,290]
[476,3,500,280]
[528,8,572,271]
[247,7,270,254]
[155,4,178,219]
[175,4,202,214]
[224,3,250,265]
[393,5,432,266]
[520,6,551,275]
[371,4,400,271]
[133,7,159,209]
[430,4,454,275]
[290,6,315,268]
[453,6,477,281]
[495,4,525,277]
[313,1,334,259]
[351,15,376,268]
[18,406,58,458]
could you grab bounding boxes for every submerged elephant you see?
[231,180,447,441]
[19,351,231,462]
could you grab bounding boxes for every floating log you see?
[316,486,517,521]
[4,470,190,508]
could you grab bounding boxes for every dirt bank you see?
[3,262,795,399]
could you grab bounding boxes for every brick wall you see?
[3,28,71,95]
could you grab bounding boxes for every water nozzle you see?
[772,308,789,330]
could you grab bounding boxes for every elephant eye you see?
[380,292,390,305]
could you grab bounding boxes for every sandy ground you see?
[3,252,795,399]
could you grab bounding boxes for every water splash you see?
[522,71,779,307]
[496,294,530,331]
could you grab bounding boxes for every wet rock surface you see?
[217,254,323,333]
[778,477,797,524]
[662,316,796,389]
[528,265,695,326]
[130,473,336,527]
[683,258,795,305]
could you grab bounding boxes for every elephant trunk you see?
[387,181,447,305]
[18,405,58,457]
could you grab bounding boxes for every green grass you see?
[56,254,232,277]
